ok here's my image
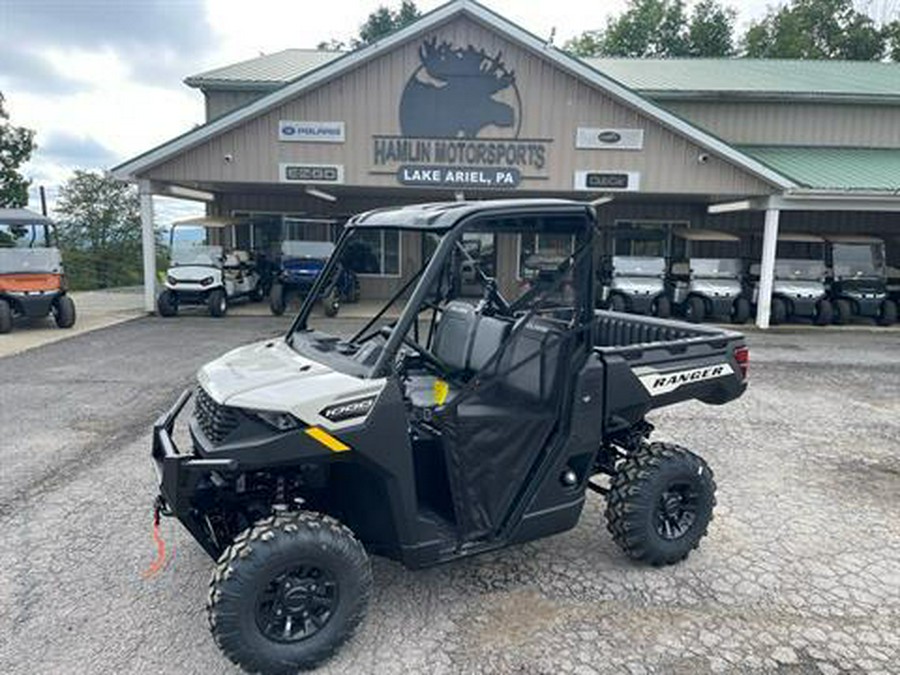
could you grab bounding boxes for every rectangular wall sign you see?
[279,163,345,184]
[576,128,644,150]
[278,120,345,143]
[573,170,641,192]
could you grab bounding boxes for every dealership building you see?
[113,0,900,327]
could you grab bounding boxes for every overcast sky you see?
[0,0,778,222]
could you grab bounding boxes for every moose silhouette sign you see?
[399,37,520,138]
[371,37,550,189]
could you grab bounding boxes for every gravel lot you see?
[0,317,898,674]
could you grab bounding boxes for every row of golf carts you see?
[157,218,359,318]
[600,228,898,326]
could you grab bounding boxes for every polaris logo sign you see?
[636,363,734,396]
[279,120,345,143]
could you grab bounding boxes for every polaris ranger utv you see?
[670,228,750,324]
[826,236,896,326]
[0,208,75,334]
[151,200,748,673]
[269,240,359,317]
[157,217,263,318]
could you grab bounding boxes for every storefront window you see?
[614,220,687,257]
[343,229,401,276]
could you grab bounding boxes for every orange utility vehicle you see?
[0,208,75,334]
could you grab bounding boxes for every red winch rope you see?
[141,505,174,579]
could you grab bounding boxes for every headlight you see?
[167,275,178,285]
[200,276,214,286]
[248,409,302,431]
[320,396,376,422]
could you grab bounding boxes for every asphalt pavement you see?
[0,317,898,674]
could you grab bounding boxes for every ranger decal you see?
[636,363,734,396]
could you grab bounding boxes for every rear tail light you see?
[734,345,749,380]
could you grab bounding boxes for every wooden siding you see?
[665,101,900,148]
[146,15,774,197]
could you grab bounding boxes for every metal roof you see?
[113,0,793,190]
[185,50,900,103]
[0,208,53,225]
[584,58,900,103]
[185,49,342,90]
[740,147,900,192]
[349,198,589,231]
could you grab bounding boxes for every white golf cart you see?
[670,228,750,324]
[157,217,262,318]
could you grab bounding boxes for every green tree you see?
[0,92,36,209]
[563,0,735,58]
[317,1,421,51]
[743,0,885,60]
[55,170,144,290]
[687,0,736,56]
[883,19,900,61]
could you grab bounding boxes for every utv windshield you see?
[612,256,665,277]
[831,243,884,278]
[287,210,593,379]
[774,240,826,280]
[282,241,335,260]
[774,260,826,280]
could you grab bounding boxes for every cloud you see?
[0,45,82,96]
[39,133,119,169]
[1,0,215,86]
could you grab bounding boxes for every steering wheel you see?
[378,325,450,374]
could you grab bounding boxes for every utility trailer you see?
[150,199,748,673]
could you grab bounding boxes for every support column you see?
[755,207,780,329]
[139,180,156,313]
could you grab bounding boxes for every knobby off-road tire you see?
[53,295,76,328]
[208,511,372,674]
[0,298,12,334]
[208,289,228,318]
[606,442,716,566]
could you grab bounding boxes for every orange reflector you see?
[305,426,351,452]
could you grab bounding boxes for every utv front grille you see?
[194,387,239,443]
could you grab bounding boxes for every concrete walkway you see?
[0,287,145,359]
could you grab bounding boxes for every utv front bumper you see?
[151,388,236,557]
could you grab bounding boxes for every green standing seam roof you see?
[584,58,900,100]
[185,50,900,101]
[739,147,900,192]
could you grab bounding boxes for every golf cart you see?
[157,217,262,318]
[269,240,359,317]
[599,225,670,317]
[670,228,750,324]
[752,233,831,325]
[826,235,896,326]
[0,208,75,334]
[151,199,749,673]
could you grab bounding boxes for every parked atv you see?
[670,228,750,324]
[151,199,749,673]
[752,233,831,325]
[826,235,896,326]
[157,218,262,318]
[269,240,359,317]
[0,208,75,334]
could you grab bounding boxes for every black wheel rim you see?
[255,564,338,643]
[654,481,699,540]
